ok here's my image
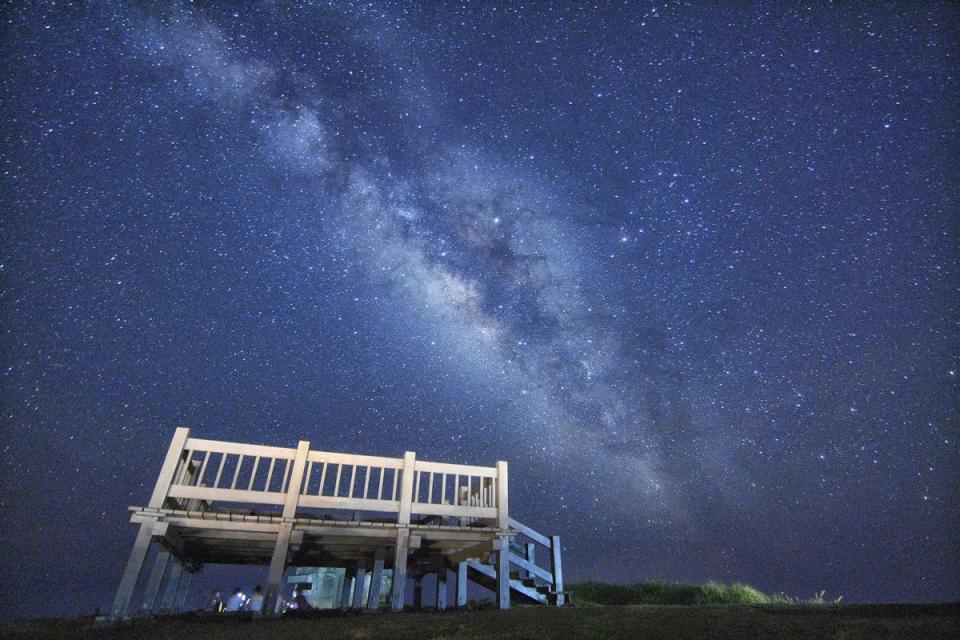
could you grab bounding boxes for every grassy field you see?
[4,603,958,640]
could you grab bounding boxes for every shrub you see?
[569,580,776,606]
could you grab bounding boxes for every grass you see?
[3,602,958,640]
[569,579,780,605]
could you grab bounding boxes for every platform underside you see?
[130,506,507,574]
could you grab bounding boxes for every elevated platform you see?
[111,428,564,616]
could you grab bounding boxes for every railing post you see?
[398,451,416,525]
[265,440,309,613]
[148,427,190,509]
[550,535,564,606]
[496,460,509,530]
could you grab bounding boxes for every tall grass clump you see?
[570,580,775,605]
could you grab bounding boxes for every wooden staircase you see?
[464,518,565,606]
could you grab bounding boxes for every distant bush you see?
[569,580,776,605]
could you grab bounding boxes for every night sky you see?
[2,1,958,618]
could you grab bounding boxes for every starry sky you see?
[1,1,958,618]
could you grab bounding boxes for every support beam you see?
[525,543,536,579]
[496,461,509,530]
[413,577,423,610]
[174,571,192,611]
[264,522,293,613]
[367,548,385,609]
[456,561,468,607]
[390,528,409,611]
[496,535,510,610]
[110,519,157,617]
[398,452,416,525]
[352,568,368,608]
[436,567,448,611]
[340,568,354,609]
[550,535,564,606]
[158,559,183,611]
[148,428,190,509]
[141,550,170,612]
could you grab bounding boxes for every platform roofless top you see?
[154,428,509,528]
[111,428,563,619]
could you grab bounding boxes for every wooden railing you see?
[153,428,508,527]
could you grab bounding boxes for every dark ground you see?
[3,604,959,640]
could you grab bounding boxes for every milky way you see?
[1,3,957,616]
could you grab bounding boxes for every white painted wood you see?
[398,452,416,525]
[158,559,182,612]
[148,428,190,509]
[415,460,498,477]
[264,522,293,613]
[550,535,564,606]
[352,567,368,608]
[339,569,354,608]
[141,550,169,612]
[174,570,192,611]
[507,518,551,547]
[456,561,468,607]
[110,519,156,616]
[282,441,310,519]
[367,548,385,609]
[496,535,510,610]
[167,485,286,506]
[509,552,553,583]
[413,503,498,519]
[496,461,509,530]
[436,567,448,610]
[390,528,409,611]
[185,438,296,459]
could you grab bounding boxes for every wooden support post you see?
[141,550,170,612]
[110,519,156,617]
[158,559,183,611]
[496,461,509,530]
[148,428,190,509]
[436,567,448,611]
[456,561,468,607]
[496,535,510,610]
[398,451,416,525]
[282,441,311,519]
[174,571,192,611]
[550,535,564,606]
[264,522,293,613]
[367,548,385,609]
[525,543,536,579]
[413,577,423,610]
[390,528,409,611]
[352,568,368,608]
[340,568,354,609]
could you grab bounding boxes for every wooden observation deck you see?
[111,428,564,616]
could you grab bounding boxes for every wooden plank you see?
[307,450,403,468]
[166,485,285,506]
[367,548,385,609]
[550,535,564,606]
[509,552,553,583]
[412,503,498,519]
[265,458,276,492]
[390,528,409,611]
[297,495,400,513]
[496,536,510,610]
[231,455,244,490]
[282,441,310,519]
[377,467,385,500]
[334,464,342,497]
[248,456,261,491]
[496,461,508,529]
[318,462,328,496]
[456,561,468,607]
[397,452,416,525]
[415,460,497,477]
[348,464,357,498]
[507,518,551,547]
[185,437,296,459]
[111,519,157,616]
[213,453,227,489]
[148,427,190,509]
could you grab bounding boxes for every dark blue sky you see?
[2,1,957,617]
